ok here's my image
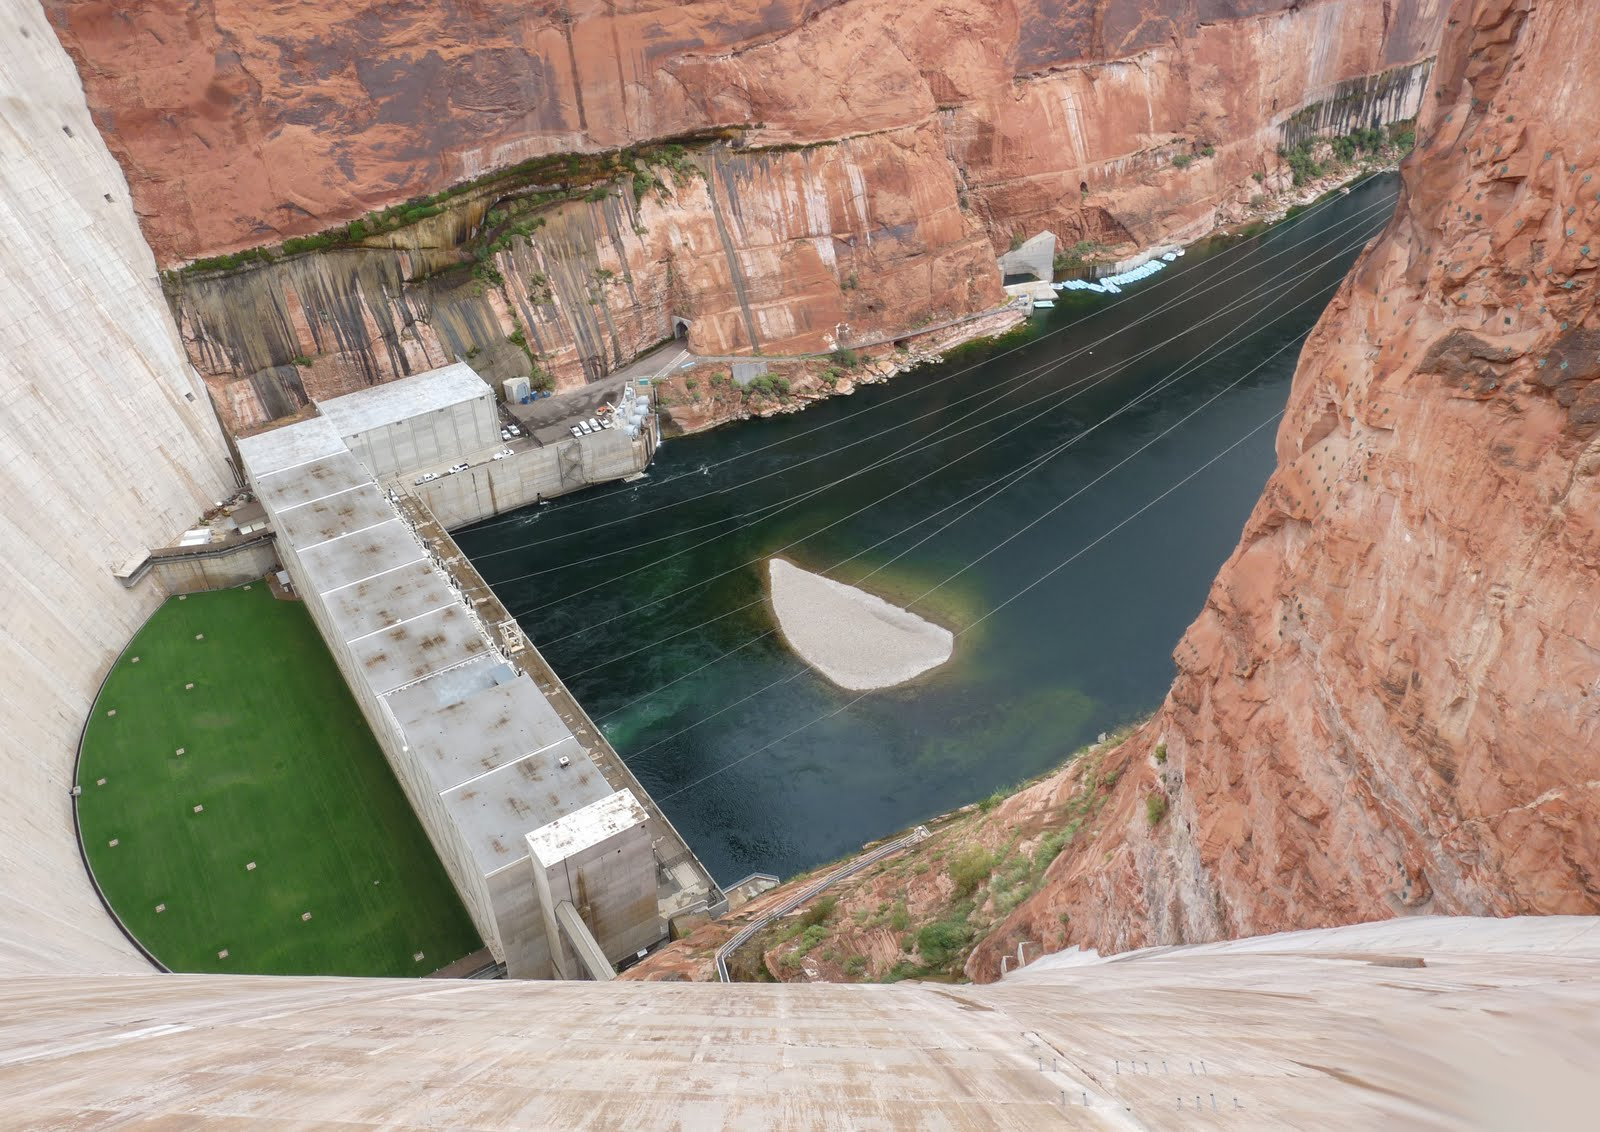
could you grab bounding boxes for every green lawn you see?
[78,584,482,976]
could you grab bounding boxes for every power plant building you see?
[236,374,669,978]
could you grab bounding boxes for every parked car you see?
[448,462,469,474]
[492,449,513,460]
[578,420,594,434]
[587,417,602,432]
[414,472,438,485]
[599,416,614,429]
[570,425,584,439]
[500,429,511,440]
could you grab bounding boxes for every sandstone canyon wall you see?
[966,0,1600,977]
[0,0,233,974]
[44,0,1445,431]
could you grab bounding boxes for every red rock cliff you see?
[969,0,1600,978]
[47,0,1442,264]
[43,1,1444,427]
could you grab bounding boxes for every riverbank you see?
[622,720,1147,983]
[651,140,1409,439]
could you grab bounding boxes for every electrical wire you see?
[464,174,1394,546]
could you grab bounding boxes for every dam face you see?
[0,2,233,973]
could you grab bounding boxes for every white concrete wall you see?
[416,428,650,528]
[0,1,232,974]
[347,394,499,479]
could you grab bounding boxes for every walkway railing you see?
[714,825,930,983]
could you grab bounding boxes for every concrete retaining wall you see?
[147,537,278,594]
[416,427,652,529]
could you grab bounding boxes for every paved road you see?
[508,343,687,445]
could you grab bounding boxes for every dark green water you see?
[459,175,1398,884]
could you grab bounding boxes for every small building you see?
[318,363,500,479]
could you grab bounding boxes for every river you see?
[457,173,1399,884]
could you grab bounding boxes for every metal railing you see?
[714,825,930,983]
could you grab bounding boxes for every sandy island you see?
[767,558,953,690]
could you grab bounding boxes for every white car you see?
[578,420,594,434]
[414,472,438,485]
[448,462,469,474]
[587,417,602,432]
[500,429,511,440]
[570,425,584,438]
[506,425,520,436]
[599,416,614,429]
[492,449,512,460]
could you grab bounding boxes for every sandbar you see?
[767,558,953,690]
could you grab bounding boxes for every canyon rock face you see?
[968,0,1600,979]
[45,0,1444,429]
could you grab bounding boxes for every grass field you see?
[78,584,482,976]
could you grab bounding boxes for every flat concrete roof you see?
[528,789,649,866]
[271,484,395,549]
[319,364,492,440]
[349,603,490,696]
[297,519,425,596]
[390,669,583,795]
[236,415,345,478]
[253,451,373,513]
[447,749,607,874]
[321,560,456,643]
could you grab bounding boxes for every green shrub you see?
[1201,144,1216,158]
[916,918,973,966]
[799,895,837,929]
[1252,170,1266,184]
[585,185,611,202]
[1153,742,1168,765]
[844,955,868,976]
[1172,153,1194,169]
[948,846,996,899]
[289,355,313,368]
[1146,793,1168,827]
[889,901,910,932]
[833,346,862,369]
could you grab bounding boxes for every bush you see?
[1172,153,1194,169]
[833,346,862,368]
[585,185,611,202]
[1153,742,1168,765]
[799,895,837,929]
[979,789,1006,813]
[1280,140,1322,186]
[916,918,973,966]
[1252,170,1266,184]
[1146,793,1168,827]
[844,955,868,976]
[1201,144,1216,158]
[948,846,996,899]
[889,901,910,932]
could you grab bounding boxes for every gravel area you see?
[767,558,953,690]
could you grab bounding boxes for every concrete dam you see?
[3,0,1599,1126]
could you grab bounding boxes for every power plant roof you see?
[317,363,493,440]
